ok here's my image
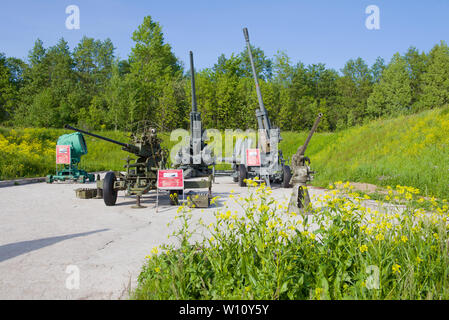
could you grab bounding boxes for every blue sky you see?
[0,0,448,72]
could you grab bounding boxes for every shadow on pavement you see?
[0,229,109,263]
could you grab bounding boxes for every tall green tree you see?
[403,47,427,111]
[0,53,14,121]
[272,51,294,130]
[192,69,217,129]
[239,45,273,80]
[104,59,130,130]
[210,54,252,129]
[73,36,115,129]
[14,38,77,127]
[126,15,182,125]
[304,64,338,129]
[419,41,449,110]
[273,51,293,83]
[285,62,309,130]
[371,56,386,83]
[73,36,114,94]
[22,39,47,93]
[367,53,412,118]
[335,58,373,127]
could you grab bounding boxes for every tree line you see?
[1,15,448,132]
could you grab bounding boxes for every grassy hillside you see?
[1,107,448,198]
[310,107,449,199]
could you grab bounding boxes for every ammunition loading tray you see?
[185,191,210,208]
[75,188,103,199]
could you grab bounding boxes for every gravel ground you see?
[0,174,327,300]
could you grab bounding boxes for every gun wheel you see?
[238,164,247,187]
[103,172,118,206]
[282,165,292,188]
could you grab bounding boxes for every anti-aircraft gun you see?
[288,113,322,214]
[173,51,214,179]
[64,121,168,208]
[231,27,291,188]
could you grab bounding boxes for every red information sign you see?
[246,148,261,166]
[157,169,184,190]
[56,145,71,164]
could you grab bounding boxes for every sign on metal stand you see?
[246,148,261,166]
[56,145,71,176]
[246,148,263,183]
[156,169,184,213]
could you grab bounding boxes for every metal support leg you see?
[288,183,311,215]
[132,195,146,209]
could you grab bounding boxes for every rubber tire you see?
[282,165,292,188]
[238,164,247,187]
[103,172,118,206]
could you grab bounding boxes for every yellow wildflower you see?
[359,244,368,253]
[210,196,219,205]
[375,233,385,241]
[392,264,401,274]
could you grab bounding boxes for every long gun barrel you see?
[243,27,271,134]
[64,124,139,153]
[297,113,323,156]
[190,51,197,113]
[188,51,202,144]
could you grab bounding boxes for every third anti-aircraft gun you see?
[231,27,291,188]
[64,121,168,208]
[288,113,322,214]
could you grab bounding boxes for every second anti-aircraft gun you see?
[64,121,167,208]
[173,51,214,179]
